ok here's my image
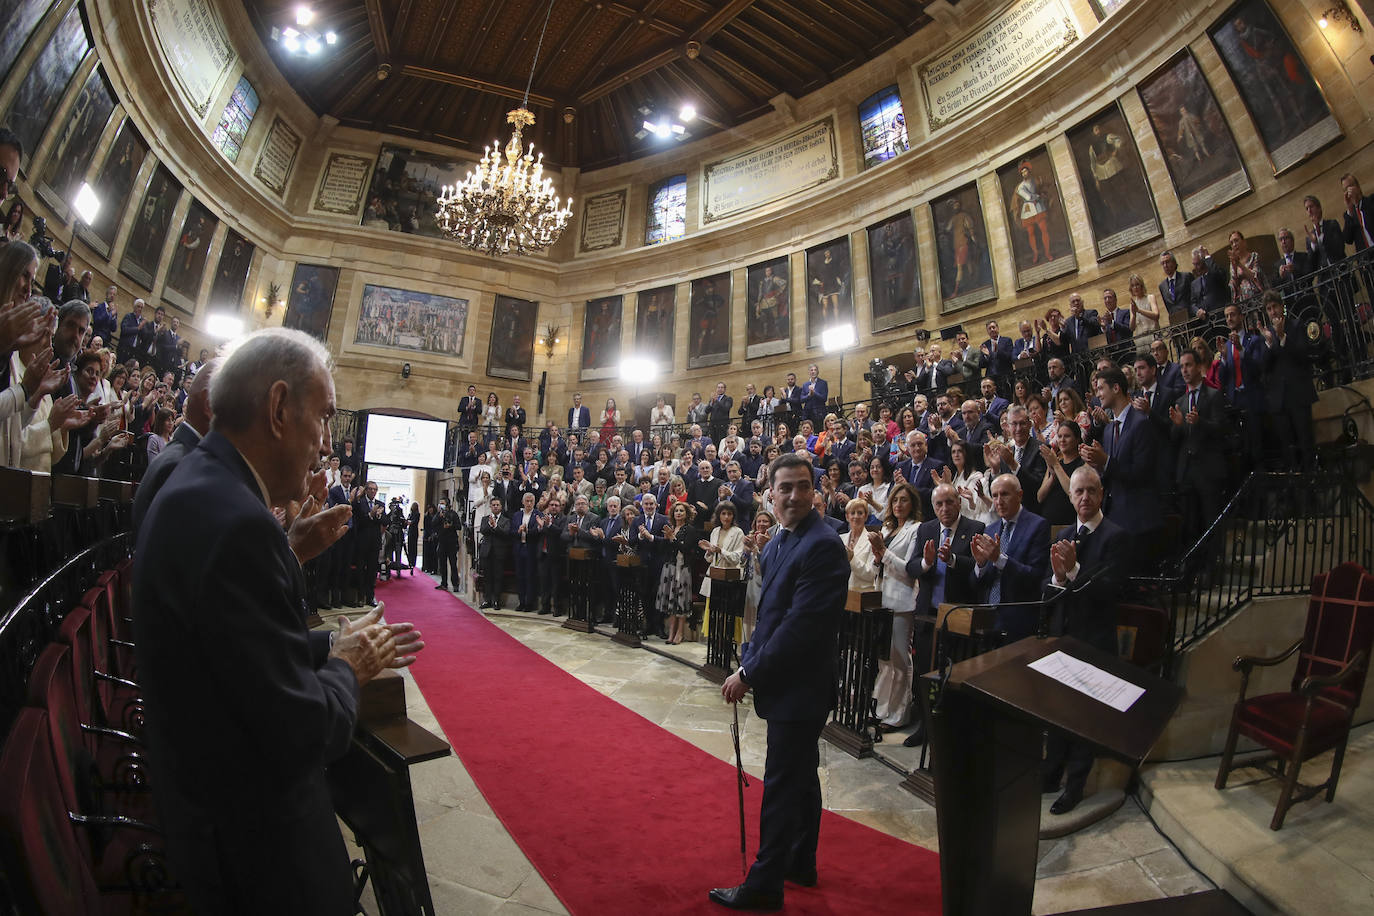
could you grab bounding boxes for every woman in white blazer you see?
[698,501,745,641]
[870,480,922,730]
[843,497,879,591]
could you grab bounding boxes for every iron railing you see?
[1127,471,1374,676]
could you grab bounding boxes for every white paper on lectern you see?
[1026,651,1145,712]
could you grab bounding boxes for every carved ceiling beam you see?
[401,65,557,109]
[363,0,391,61]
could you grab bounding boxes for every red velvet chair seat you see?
[1234,693,1351,757]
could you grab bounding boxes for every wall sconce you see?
[262,282,282,319]
[537,324,562,359]
[401,362,411,381]
[1320,3,1363,32]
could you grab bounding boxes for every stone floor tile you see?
[506,871,568,914]
[418,808,536,898]
[424,876,505,915]
[1031,860,1164,914]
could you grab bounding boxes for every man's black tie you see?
[1076,524,1090,542]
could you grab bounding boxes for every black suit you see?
[434,508,461,588]
[1008,440,1047,516]
[1171,386,1227,540]
[1042,516,1132,797]
[1308,218,1346,269]
[906,516,983,678]
[538,511,568,613]
[134,432,358,915]
[352,495,385,604]
[737,510,848,897]
[1189,256,1230,318]
[738,394,761,430]
[707,394,733,441]
[974,509,1051,640]
[478,514,511,606]
[511,508,542,610]
[1271,250,1314,293]
[1264,317,1318,470]
[131,421,201,535]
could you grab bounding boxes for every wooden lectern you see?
[930,636,1192,916]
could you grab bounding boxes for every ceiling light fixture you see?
[679,104,696,122]
[296,5,314,26]
[434,0,572,257]
[272,9,334,56]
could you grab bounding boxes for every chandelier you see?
[434,0,572,257]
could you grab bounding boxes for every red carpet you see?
[382,573,943,915]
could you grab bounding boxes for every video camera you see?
[29,216,66,262]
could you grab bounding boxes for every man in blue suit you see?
[800,363,828,424]
[896,430,946,521]
[134,328,422,916]
[972,474,1050,640]
[980,377,1010,423]
[712,454,848,911]
[1081,366,1161,543]
[567,392,591,433]
[978,319,1015,379]
[1062,293,1102,353]
[632,493,670,638]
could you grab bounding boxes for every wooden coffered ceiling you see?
[240,0,942,171]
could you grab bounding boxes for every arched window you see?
[210,77,260,163]
[645,174,686,245]
[859,86,908,169]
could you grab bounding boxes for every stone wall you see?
[6,0,1372,431]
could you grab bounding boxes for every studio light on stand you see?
[822,323,857,407]
[620,356,659,430]
[206,313,245,340]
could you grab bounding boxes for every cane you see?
[730,702,750,877]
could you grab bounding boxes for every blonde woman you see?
[843,498,879,590]
[698,501,745,641]
[1126,273,1160,333]
[868,481,922,731]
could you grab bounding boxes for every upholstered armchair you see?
[1215,562,1374,830]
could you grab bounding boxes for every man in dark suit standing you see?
[1271,226,1314,293]
[978,319,1015,379]
[1341,173,1374,252]
[1042,465,1132,815]
[134,328,421,916]
[723,460,757,529]
[132,358,217,534]
[352,481,386,606]
[511,492,542,611]
[1304,194,1346,269]
[1170,349,1228,542]
[707,381,734,443]
[458,384,482,430]
[537,496,569,615]
[478,497,511,609]
[632,492,669,637]
[1150,339,1183,393]
[997,405,1047,516]
[1157,250,1194,320]
[801,364,828,425]
[980,377,1010,423]
[902,483,984,747]
[1062,293,1101,354]
[1188,245,1230,322]
[326,465,356,607]
[896,430,946,521]
[778,372,803,429]
[738,382,762,431]
[712,454,848,911]
[567,392,591,433]
[1218,302,1268,467]
[1081,367,1161,543]
[1260,291,1318,471]
[433,497,461,592]
[972,474,1050,640]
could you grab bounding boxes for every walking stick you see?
[730,701,750,877]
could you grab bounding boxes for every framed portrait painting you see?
[932,184,995,310]
[866,211,922,331]
[746,256,791,359]
[634,285,675,370]
[1,3,87,163]
[162,198,220,312]
[994,147,1078,289]
[688,272,731,369]
[1065,102,1162,260]
[1209,0,1341,175]
[1137,49,1251,221]
[581,296,623,379]
[37,66,116,217]
[207,229,254,314]
[805,238,854,346]
[282,264,340,343]
[119,162,182,290]
[486,294,538,381]
[80,117,148,256]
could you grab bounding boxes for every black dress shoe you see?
[435,584,448,590]
[708,885,782,911]
[1050,786,1083,815]
[785,868,817,887]
[902,724,927,748]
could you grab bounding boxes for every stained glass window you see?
[859,86,908,170]
[210,77,260,163]
[645,174,687,246]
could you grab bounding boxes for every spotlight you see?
[679,104,696,122]
[72,182,101,225]
[671,123,686,135]
[655,120,670,138]
[620,356,659,381]
[282,34,301,52]
[296,5,314,26]
[304,38,321,54]
[206,313,245,339]
[822,323,856,352]
[325,31,337,44]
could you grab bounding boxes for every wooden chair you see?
[1215,562,1374,829]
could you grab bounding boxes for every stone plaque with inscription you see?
[918,0,1078,130]
[253,116,300,197]
[579,189,626,252]
[149,0,237,119]
[702,118,838,223]
[312,151,372,217]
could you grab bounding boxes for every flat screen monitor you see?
[362,413,447,470]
